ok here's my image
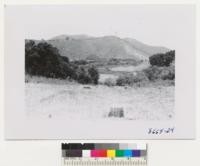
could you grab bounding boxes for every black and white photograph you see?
[5,5,195,139]
[25,35,175,120]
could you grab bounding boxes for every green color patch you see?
[116,150,124,157]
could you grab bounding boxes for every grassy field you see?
[25,76,174,120]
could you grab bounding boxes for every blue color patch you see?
[124,150,132,157]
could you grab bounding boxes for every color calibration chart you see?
[62,143,147,166]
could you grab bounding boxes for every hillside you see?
[45,35,169,61]
[124,38,170,56]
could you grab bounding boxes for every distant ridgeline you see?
[47,35,169,61]
[25,36,175,85]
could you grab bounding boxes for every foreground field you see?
[25,77,174,120]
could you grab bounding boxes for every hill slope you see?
[40,35,169,61]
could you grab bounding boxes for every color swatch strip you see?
[62,143,147,158]
[64,149,146,157]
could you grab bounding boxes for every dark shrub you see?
[160,65,175,80]
[75,66,99,84]
[149,50,175,67]
[144,65,175,81]
[25,41,61,78]
[116,77,124,86]
[88,66,99,84]
[116,72,148,86]
[25,40,77,79]
[61,56,69,63]
[143,66,162,81]
[59,62,77,79]
[76,67,91,84]
[116,75,132,86]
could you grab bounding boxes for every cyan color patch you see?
[124,150,132,157]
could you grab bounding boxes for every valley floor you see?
[25,77,174,121]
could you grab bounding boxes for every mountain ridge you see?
[28,34,170,61]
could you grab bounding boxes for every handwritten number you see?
[148,127,174,135]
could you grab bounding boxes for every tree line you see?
[25,40,99,84]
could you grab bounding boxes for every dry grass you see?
[25,76,174,120]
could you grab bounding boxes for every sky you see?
[5,4,195,49]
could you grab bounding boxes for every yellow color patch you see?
[107,150,115,157]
